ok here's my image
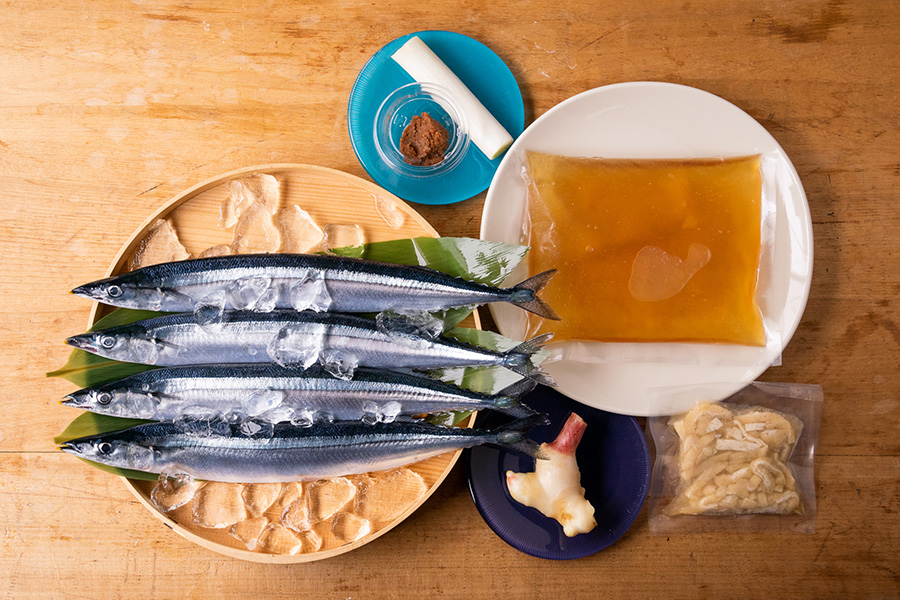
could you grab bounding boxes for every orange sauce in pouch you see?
[524,151,766,346]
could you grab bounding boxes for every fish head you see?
[71,276,145,309]
[61,388,103,410]
[60,433,157,472]
[59,435,131,468]
[65,328,160,365]
[62,387,157,418]
[66,330,126,355]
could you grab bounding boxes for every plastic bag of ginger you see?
[647,382,822,534]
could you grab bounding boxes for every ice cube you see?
[129,219,190,271]
[378,401,402,424]
[242,483,282,517]
[321,349,358,380]
[174,410,229,437]
[242,390,284,417]
[241,173,280,215]
[195,290,227,328]
[288,271,332,312]
[125,444,156,471]
[224,410,249,425]
[151,472,198,512]
[290,408,316,428]
[261,524,306,554]
[259,405,296,424]
[280,497,310,533]
[266,325,325,368]
[219,196,238,229]
[199,244,231,258]
[376,309,443,340]
[331,512,372,542]
[277,205,324,253]
[226,276,271,310]
[374,194,406,229]
[239,417,275,439]
[231,201,281,254]
[228,180,256,219]
[308,478,356,523]
[193,482,247,528]
[118,393,156,419]
[253,286,279,313]
[229,516,269,550]
[122,337,160,365]
[354,469,427,523]
[323,223,365,251]
[361,401,402,424]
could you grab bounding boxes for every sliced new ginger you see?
[667,402,802,516]
[506,412,596,537]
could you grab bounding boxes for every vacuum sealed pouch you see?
[522,152,778,347]
[647,382,822,533]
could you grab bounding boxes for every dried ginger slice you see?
[667,402,802,516]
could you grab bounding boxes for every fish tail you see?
[493,414,550,459]
[507,270,561,321]
[501,333,556,387]
[490,378,539,418]
[495,402,541,419]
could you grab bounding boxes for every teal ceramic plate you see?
[347,31,524,205]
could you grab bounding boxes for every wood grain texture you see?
[2,0,899,597]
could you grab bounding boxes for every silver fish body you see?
[62,363,538,421]
[59,417,546,483]
[71,253,559,319]
[65,310,553,383]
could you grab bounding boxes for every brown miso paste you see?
[524,151,765,346]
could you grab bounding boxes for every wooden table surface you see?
[2,1,898,598]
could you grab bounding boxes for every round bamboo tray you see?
[86,163,478,563]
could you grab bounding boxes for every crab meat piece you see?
[505,412,597,537]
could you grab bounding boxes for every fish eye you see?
[96,442,113,455]
[106,285,123,298]
[96,392,112,405]
[100,335,116,349]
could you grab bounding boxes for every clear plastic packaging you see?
[647,381,822,533]
[520,151,785,366]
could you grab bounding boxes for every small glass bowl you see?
[373,82,470,179]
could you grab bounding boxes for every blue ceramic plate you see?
[347,31,524,205]
[466,386,651,559]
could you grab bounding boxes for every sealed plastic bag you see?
[647,382,822,533]
[521,152,780,352]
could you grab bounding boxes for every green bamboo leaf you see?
[426,327,550,395]
[88,309,163,331]
[331,237,528,285]
[46,350,154,387]
[54,411,152,444]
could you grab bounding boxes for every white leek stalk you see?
[391,36,514,160]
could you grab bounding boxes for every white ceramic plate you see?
[480,82,813,416]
